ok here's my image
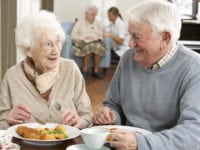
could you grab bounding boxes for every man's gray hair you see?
[127,0,182,45]
[15,10,65,50]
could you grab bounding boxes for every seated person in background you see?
[71,5,106,79]
[0,10,93,129]
[93,0,200,150]
[103,7,130,61]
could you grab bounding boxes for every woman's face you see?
[86,11,97,23]
[128,22,166,68]
[28,29,62,73]
[108,12,117,23]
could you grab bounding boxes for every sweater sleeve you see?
[71,20,81,40]
[103,59,126,124]
[72,62,93,128]
[0,71,13,129]
[136,72,200,150]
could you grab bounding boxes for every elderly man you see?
[93,0,200,150]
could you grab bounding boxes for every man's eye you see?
[131,34,142,40]
[45,42,51,46]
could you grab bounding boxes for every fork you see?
[29,112,46,125]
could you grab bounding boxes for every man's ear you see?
[160,31,171,49]
[23,47,32,57]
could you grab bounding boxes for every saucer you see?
[66,144,110,150]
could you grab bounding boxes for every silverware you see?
[54,102,61,111]
[29,112,46,125]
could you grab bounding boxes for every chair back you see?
[61,22,75,35]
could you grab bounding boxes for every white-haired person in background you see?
[93,0,200,149]
[0,10,93,129]
[71,5,106,79]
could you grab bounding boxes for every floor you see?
[85,66,116,113]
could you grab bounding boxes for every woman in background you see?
[71,5,106,79]
[104,7,130,61]
[0,10,92,129]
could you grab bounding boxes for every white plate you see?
[7,123,80,146]
[66,144,110,150]
[94,125,151,135]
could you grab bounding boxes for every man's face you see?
[128,22,164,68]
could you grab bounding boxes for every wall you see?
[54,0,91,22]
[54,0,146,23]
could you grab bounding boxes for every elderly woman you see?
[71,5,106,79]
[0,10,93,129]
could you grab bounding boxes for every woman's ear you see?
[23,47,32,57]
[160,31,171,49]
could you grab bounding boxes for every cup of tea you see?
[80,127,110,149]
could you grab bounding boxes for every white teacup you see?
[81,127,110,149]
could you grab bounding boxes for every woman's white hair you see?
[85,5,98,15]
[15,10,65,50]
[127,0,182,45]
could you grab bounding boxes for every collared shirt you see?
[152,45,177,70]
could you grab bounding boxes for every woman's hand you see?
[93,106,116,125]
[103,32,112,37]
[5,104,31,125]
[62,110,82,129]
[110,128,138,150]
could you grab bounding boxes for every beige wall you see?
[54,0,146,23]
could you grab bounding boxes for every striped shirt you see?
[152,45,177,70]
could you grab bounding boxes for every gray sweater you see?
[104,44,200,149]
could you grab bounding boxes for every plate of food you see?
[7,123,80,146]
[93,125,151,135]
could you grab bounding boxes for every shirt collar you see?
[151,45,177,70]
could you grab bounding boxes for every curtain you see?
[1,0,17,80]
[0,0,1,80]
[41,0,54,11]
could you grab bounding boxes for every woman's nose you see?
[51,43,61,54]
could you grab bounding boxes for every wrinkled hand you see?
[62,110,82,129]
[103,32,111,37]
[6,104,31,125]
[110,128,138,150]
[93,106,116,125]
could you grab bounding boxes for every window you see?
[169,0,198,19]
[17,0,40,62]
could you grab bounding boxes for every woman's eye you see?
[56,40,62,47]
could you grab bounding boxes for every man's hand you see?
[110,128,138,150]
[93,106,116,125]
